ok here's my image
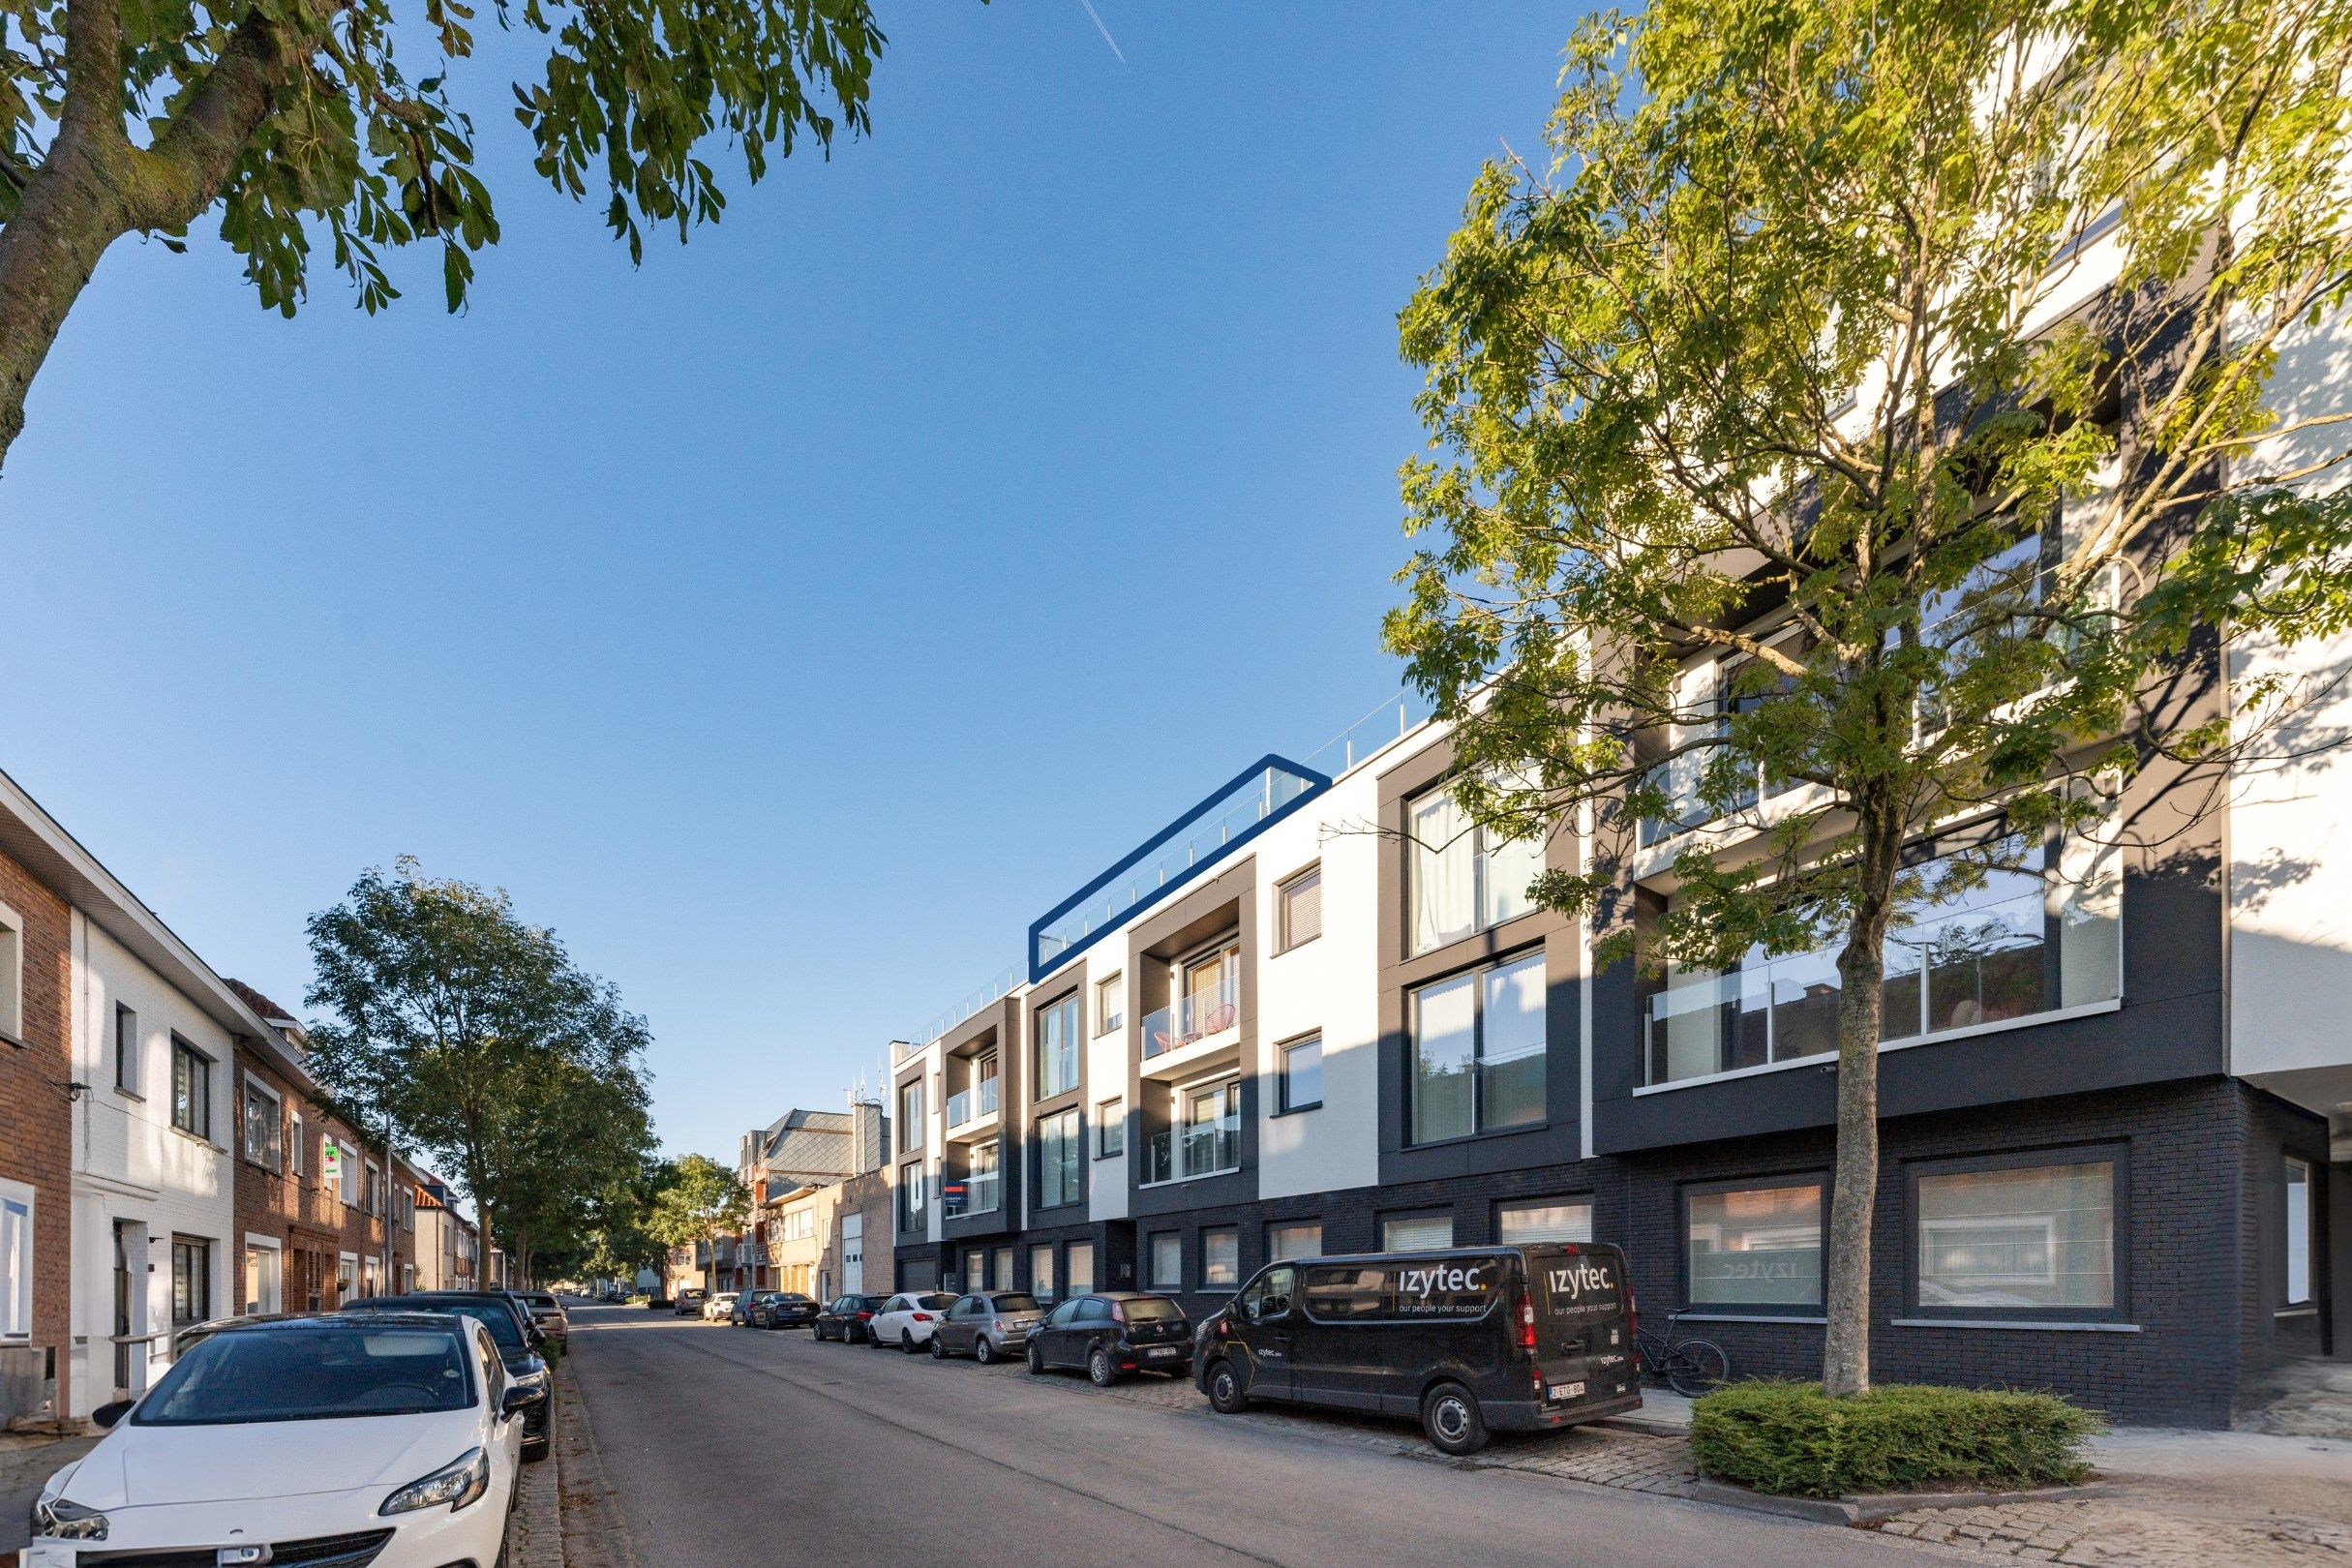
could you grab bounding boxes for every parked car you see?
[752,1292,819,1330]
[1027,1292,1191,1384]
[704,1291,740,1322]
[647,1292,672,1310]
[869,1290,957,1352]
[513,1288,569,1346]
[734,1288,781,1326]
[674,1287,709,1317]
[28,1313,529,1567]
[169,1311,296,1355]
[929,1291,1043,1364]
[813,1292,891,1342]
[1191,1243,1641,1456]
[342,1291,554,1461]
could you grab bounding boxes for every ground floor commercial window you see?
[1149,1231,1181,1290]
[1200,1226,1239,1289]
[1912,1156,2118,1316]
[1381,1212,1454,1252]
[1267,1221,1321,1262]
[1685,1180,1824,1311]
[1067,1241,1095,1295]
[1497,1196,1592,1244]
[171,1237,212,1325]
[243,1241,282,1314]
[1030,1244,1055,1303]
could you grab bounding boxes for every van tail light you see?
[1516,1284,1538,1356]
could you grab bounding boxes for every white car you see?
[703,1291,739,1322]
[869,1290,957,1352]
[27,1312,530,1567]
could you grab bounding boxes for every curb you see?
[1685,1478,2112,1526]
[1591,1413,1692,1439]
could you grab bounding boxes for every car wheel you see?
[1207,1360,1249,1413]
[1421,1380,1490,1457]
[1088,1346,1117,1387]
[901,1329,919,1354]
[930,1333,949,1360]
[974,1336,996,1366]
[1027,1342,1045,1375]
[524,1438,551,1463]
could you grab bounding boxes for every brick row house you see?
[0,767,481,1432]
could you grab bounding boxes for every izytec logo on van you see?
[1541,1258,1619,1318]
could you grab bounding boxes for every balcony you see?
[1144,1123,1241,1187]
[1139,975,1241,1077]
[944,1169,1001,1218]
[945,1077,1000,1131]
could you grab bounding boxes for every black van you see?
[1191,1242,1640,1455]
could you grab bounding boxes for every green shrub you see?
[1689,1381,2103,1498]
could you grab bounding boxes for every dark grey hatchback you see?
[1025,1292,1190,1385]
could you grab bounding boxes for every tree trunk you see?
[1822,819,1902,1400]
[0,135,133,467]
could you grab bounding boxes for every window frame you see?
[1378,1209,1457,1252]
[1405,948,1548,1147]
[289,1112,304,1177]
[1495,1193,1595,1245]
[1679,1173,1829,1316]
[1096,972,1124,1038]
[169,1037,213,1140]
[1403,778,1545,958]
[1198,1224,1241,1292]
[1275,862,1323,953]
[1035,1106,1083,1210]
[240,1073,284,1173]
[1900,1145,2129,1325]
[170,1235,213,1326]
[1148,1231,1182,1291]
[900,1078,925,1160]
[1096,1097,1125,1159]
[113,1004,139,1097]
[1275,1032,1323,1116]
[1265,1221,1322,1264]
[0,900,22,1045]
[1035,991,1081,1100]
[0,1178,34,1341]
[897,1160,925,1233]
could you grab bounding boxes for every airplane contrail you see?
[1080,0,1127,64]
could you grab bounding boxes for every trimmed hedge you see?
[1690,1381,2104,1498]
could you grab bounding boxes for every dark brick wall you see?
[0,847,73,1419]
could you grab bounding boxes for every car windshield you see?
[1124,1298,1184,1321]
[347,1300,524,1353]
[989,1293,1040,1312]
[136,1326,472,1426]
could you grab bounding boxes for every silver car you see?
[929,1290,1044,1364]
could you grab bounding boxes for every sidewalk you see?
[0,1433,99,1556]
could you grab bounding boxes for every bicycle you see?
[1634,1310,1731,1397]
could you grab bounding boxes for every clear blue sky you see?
[2,3,1574,1165]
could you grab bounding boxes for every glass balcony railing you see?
[1140,976,1241,1059]
[1144,1125,1241,1185]
[946,1079,1000,1129]
[960,1170,1000,1215]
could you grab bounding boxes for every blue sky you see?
[2,3,1573,1165]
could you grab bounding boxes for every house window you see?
[898,1161,924,1231]
[171,1236,213,1325]
[365,1161,382,1217]
[1409,952,1545,1144]
[114,1005,138,1094]
[1149,1232,1182,1290]
[1381,1212,1454,1252]
[1036,993,1080,1098]
[1154,1075,1239,1181]
[1097,973,1124,1037]
[1029,1243,1055,1303]
[170,1039,212,1139]
[1646,827,2121,1086]
[338,1140,359,1207]
[900,1079,925,1158]
[1497,1196,1593,1244]
[1687,1180,1824,1310]
[1266,1221,1322,1262]
[0,1179,32,1340]
[1277,865,1323,951]
[966,1140,1000,1214]
[1405,782,1543,956]
[1176,938,1240,1040]
[1278,1034,1322,1113]
[2286,1158,2315,1309]
[242,1077,283,1171]
[290,1113,304,1176]
[1201,1226,1240,1289]
[1914,1159,2117,1314]
[0,903,21,1042]
[1036,1107,1082,1208]
[1097,1098,1125,1158]
[1067,1241,1096,1294]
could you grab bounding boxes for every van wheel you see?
[974,1337,997,1366]
[1027,1342,1045,1374]
[1088,1347,1117,1387]
[1422,1380,1490,1456]
[1206,1360,1249,1414]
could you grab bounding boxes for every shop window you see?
[1686,1180,1824,1311]
[1913,1157,2118,1315]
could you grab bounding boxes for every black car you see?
[813,1293,891,1342]
[341,1291,555,1461]
[1190,1243,1641,1455]
[1026,1292,1190,1385]
[752,1292,819,1330]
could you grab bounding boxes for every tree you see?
[1386,0,2352,1398]
[648,1153,746,1292]
[0,0,886,467]
[305,856,654,1282]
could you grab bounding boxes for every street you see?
[559,1305,1945,1568]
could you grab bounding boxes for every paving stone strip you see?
[509,1391,566,1568]
[1875,1497,2352,1566]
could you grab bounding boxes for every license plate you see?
[1146,1345,1180,1358]
[1547,1380,1586,1402]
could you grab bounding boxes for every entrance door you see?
[244,1243,283,1314]
[111,1221,136,1397]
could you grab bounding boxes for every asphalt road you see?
[561,1304,1947,1568]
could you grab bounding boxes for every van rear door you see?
[1523,1245,1638,1410]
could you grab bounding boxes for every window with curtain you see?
[1915,1161,2116,1312]
[1201,1226,1239,1288]
[1036,993,1080,1098]
[1687,1182,1824,1308]
[1067,1241,1096,1294]
[1278,865,1323,950]
[1037,1108,1082,1207]
[1096,973,1124,1036]
[1498,1196,1593,1243]
[171,1039,210,1137]
[1381,1213,1455,1252]
[1266,1221,1322,1262]
[1030,1243,1055,1302]
[1406,782,1544,956]
[1149,1232,1182,1289]
[1410,952,1545,1144]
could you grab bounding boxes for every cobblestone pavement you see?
[509,1392,565,1568]
[1876,1497,2352,1565]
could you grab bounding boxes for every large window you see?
[1277,865,1323,951]
[1409,952,1545,1144]
[0,1180,32,1340]
[1647,828,2121,1086]
[898,1161,925,1232]
[1149,1232,1182,1289]
[1498,1196,1593,1244]
[966,1141,1000,1215]
[171,1236,212,1325]
[1036,1108,1082,1208]
[242,1078,282,1171]
[900,1079,924,1158]
[1406,782,1544,955]
[1267,1221,1322,1262]
[1036,993,1080,1099]
[1914,1159,2117,1314]
[170,1039,211,1138]
[1686,1181,1824,1310]
[1179,1077,1241,1178]
[1201,1226,1240,1289]
[1278,1035,1322,1114]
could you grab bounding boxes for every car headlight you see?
[511,1365,551,1397]
[379,1447,490,1517]
[32,1493,109,1540]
